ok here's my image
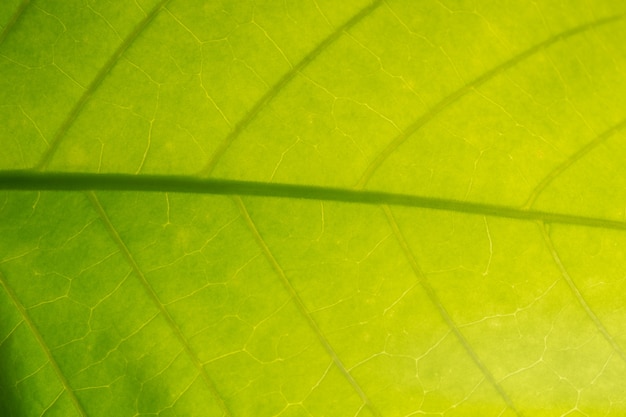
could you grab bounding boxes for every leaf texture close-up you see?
[2,0,626,416]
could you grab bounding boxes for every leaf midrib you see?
[2,170,625,231]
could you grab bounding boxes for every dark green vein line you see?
[34,0,172,171]
[235,196,383,417]
[383,206,523,417]
[3,170,626,231]
[0,0,30,46]
[0,270,87,417]
[540,223,626,364]
[523,117,626,209]
[87,192,233,417]
[198,0,384,176]
[355,12,625,189]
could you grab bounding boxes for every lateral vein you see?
[355,12,625,188]
[34,0,173,171]
[523,117,626,209]
[0,270,88,417]
[540,223,626,363]
[87,191,233,417]
[0,0,30,46]
[383,205,523,417]
[198,0,384,176]
[235,196,383,417]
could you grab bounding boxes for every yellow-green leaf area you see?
[2,1,626,416]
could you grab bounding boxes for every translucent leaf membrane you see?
[2,0,626,416]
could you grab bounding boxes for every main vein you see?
[0,270,88,417]
[2,170,626,231]
[87,192,233,417]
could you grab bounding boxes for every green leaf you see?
[2,1,626,416]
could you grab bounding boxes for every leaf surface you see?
[2,1,626,416]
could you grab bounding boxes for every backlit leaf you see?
[2,1,626,416]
